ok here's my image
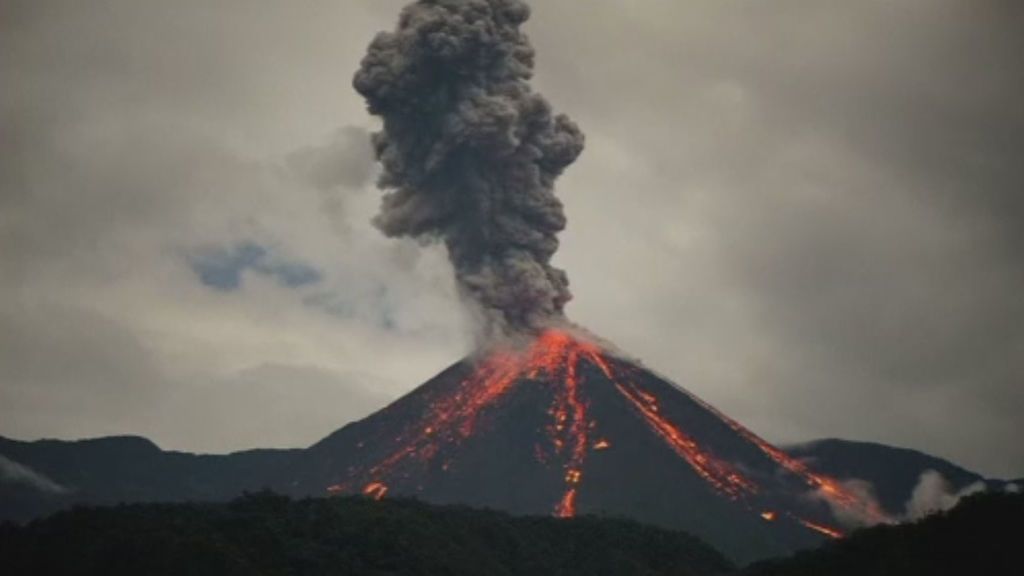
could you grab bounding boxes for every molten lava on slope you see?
[309,329,887,561]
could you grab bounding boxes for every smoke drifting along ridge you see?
[904,470,986,521]
[354,0,585,337]
[0,455,67,494]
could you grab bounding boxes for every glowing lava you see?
[667,380,890,525]
[614,381,758,499]
[532,330,597,518]
[796,517,844,539]
[361,348,523,485]
[328,328,881,538]
[363,482,388,500]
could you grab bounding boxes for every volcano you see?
[290,328,887,561]
[320,3,889,560]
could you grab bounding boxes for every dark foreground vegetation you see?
[0,491,732,576]
[742,491,1022,575]
[1,491,1019,576]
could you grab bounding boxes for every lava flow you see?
[331,329,609,514]
[795,517,844,539]
[535,331,595,517]
[326,346,524,495]
[666,376,890,525]
[614,381,758,499]
[329,328,879,540]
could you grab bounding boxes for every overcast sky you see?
[2,0,1022,478]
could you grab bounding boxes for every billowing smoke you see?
[903,470,986,520]
[354,0,584,337]
[808,477,883,528]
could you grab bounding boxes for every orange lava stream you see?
[362,482,388,500]
[669,384,889,524]
[582,341,762,502]
[332,327,876,536]
[795,517,844,539]
[556,488,578,518]
[526,330,597,518]
[332,348,524,494]
[338,328,606,517]
[614,382,758,499]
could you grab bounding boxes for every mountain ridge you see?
[2,431,1012,560]
[2,333,1017,562]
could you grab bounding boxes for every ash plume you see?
[354,0,584,337]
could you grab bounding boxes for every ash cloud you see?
[354,0,584,337]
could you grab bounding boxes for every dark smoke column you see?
[354,0,584,337]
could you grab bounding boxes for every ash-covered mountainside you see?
[287,329,888,562]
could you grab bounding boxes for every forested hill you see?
[741,491,1022,576]
[2,489,1019,575]
[0,492,733,576]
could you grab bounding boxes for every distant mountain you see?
[6,433,1007,528]
[0,435,295,523]
[739,491,1023,575]
[0,492,734,576]
[784,438,1000,515]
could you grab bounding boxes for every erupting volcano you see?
[302,327,888,561]
[303,0,891,562]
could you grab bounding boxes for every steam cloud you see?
[354,0,585,336]
[0,455,67,494]
[904,470,986,520]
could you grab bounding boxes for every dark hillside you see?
[741,492,1022,576]
[0,492,734,576]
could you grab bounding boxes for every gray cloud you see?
[287,126,375,238]
[1,0,1021,477]
[1,0,468,451]
[159,363,393,453]
[288,126,375,192]
[355,0,584,337]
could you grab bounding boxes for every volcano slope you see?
[289,329,887,562]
